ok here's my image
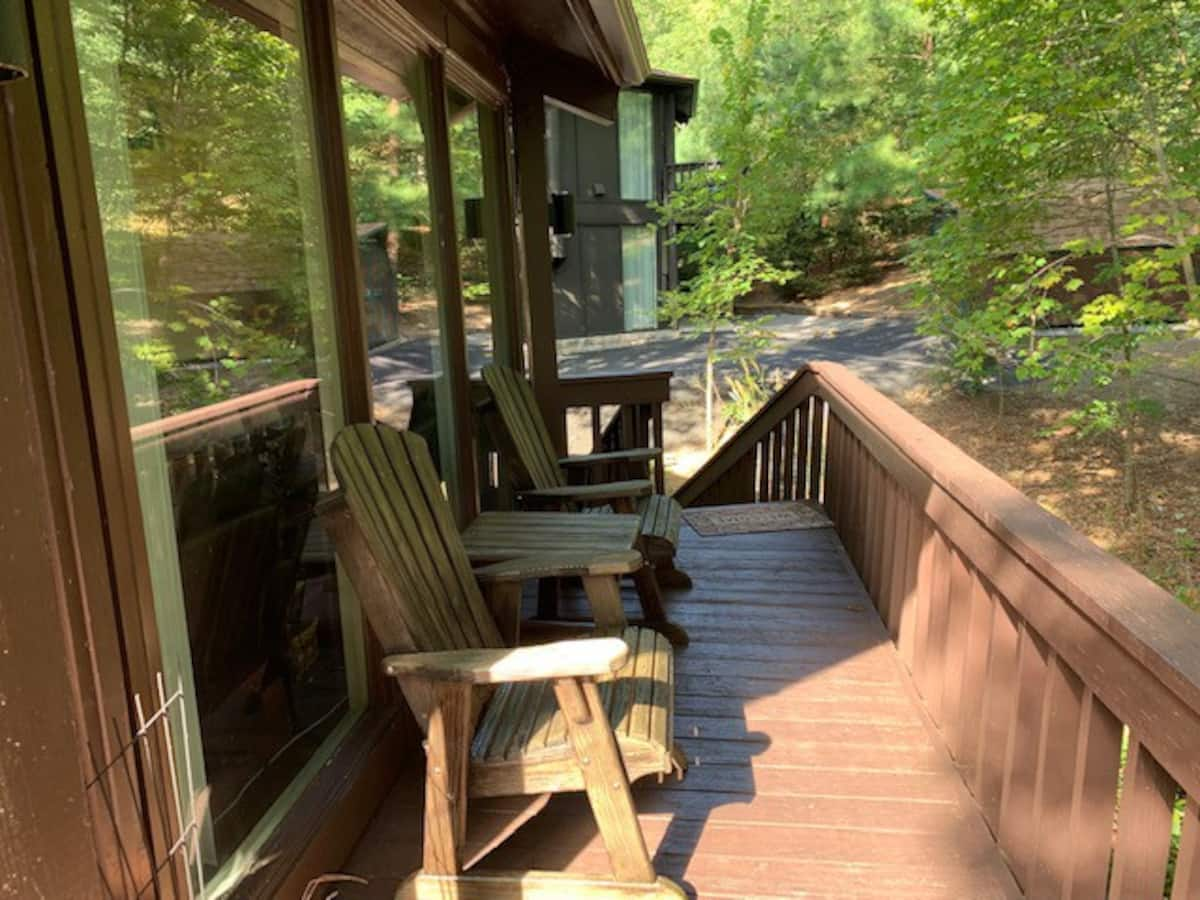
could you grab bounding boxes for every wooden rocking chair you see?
[322,425,686,899]
[480,365,690,590]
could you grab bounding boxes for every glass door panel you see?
[446,86,494,376]
[618,90,654,201]
[68,0,364,885]
[622,225,659,330]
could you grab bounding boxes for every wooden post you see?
[511,75,565,452]
[581,574,629,634]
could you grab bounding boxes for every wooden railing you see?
[420,370,673,508]
[664,160,720,193]
[557,370,672,494]
[677,362,1200,899]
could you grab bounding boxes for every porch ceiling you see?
[469,0,650,88]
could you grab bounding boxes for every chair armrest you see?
[473,549,643,584]
[558,447,663,468]
[383,637,629,684]
[518,479,652,504]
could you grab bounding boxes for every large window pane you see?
[334,7,455,483]
[619,90,654,201]
[69,0,363,885]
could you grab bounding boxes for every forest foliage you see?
[74,0,488,417]
[641,0,1200,508]
[639,0,932,293]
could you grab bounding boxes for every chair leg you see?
[631,565,689,648]
[638,535,692,591]
[552,678,657,884]
[422,682,473,875]
[537,576,560,620]
[654,560,692,591]
[484,581,523,645]
[581,574,628,634]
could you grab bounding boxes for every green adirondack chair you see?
[480,365,690,591]
[321,425,686,899]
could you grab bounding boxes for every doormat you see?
[683,500,833,537]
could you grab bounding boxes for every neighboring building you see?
[2,0,652,895]
[547,70,698,338]
[927,180,1200,316]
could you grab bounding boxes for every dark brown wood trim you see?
[25,2,191,892]
[299,0,390,712]
[228,707,410,900]
[559,0,649,88]
[675,359,1200,805]
[674,372,813,506]
[808,361,1200,717]
[396,0,506,103]
[0,60,109,900]
[300,0,373,428]
[515,43,619,125]
[422,51,480,525]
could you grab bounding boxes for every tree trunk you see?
[1121,354,1138,513]
[1104,178,1138,513]
[705,329,716,450]
[996,363,1006,418]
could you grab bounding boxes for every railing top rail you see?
[557,370,674,406]
[809,361,1200,715]
[129,377,321,448]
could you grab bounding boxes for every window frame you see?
[22,0,526,893]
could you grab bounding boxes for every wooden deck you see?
[338,523,1022,899]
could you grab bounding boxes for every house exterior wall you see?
[548,84,684,339]
[3,0,643,895]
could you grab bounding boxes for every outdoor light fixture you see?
[463,197,484,240]
[549,190,575,237]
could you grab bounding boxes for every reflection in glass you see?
[69,0,363,882]
[339,63,440,442]
[447,87,494,376]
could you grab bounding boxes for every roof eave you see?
[567,0,651,88]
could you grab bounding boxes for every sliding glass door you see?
[67,0,364,888]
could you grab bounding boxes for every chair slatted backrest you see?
[481,364,566,490]
[330,425,502,653]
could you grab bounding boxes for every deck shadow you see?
[335,525,1022,899]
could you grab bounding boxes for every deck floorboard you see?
[336,525,1022,898]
